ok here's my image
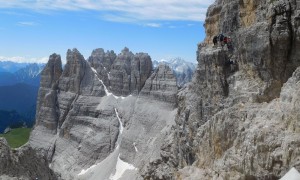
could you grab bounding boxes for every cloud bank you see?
[0,56,49,63]
[0,0,214,22]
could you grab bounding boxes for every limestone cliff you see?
[29,48,178,179]
[88,47,153,96]
[144,0,300,179]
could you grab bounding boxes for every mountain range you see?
[0,61,32,73]
[0,62,45,133]
[153,58,196,87]
[2,0,300,178]
[0,63,44,86]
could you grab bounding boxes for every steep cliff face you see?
[30,48,178,179]
[144,0,300,179]
[88,47,153,96]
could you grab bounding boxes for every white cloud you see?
[0,56,48,63]
[145,23,161,28]
[0,0,215,22]
[17,21,37,26]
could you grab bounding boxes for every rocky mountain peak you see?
[89,47,153,96]
[27,47,179,179]
[39,53,62,89]
[121,46,130,53]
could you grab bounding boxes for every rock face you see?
[29,48,178,179]
[141,63,178,104]
[0,138,56,180]
[144,0,300,179]
[88,47,153,96]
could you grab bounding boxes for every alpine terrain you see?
[1,0,300,179]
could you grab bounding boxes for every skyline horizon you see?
[0,47,199,64]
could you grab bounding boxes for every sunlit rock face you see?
[29,48,178,179]
[143,0,300,179]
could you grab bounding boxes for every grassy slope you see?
[0,128,31,148]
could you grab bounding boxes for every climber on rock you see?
[213,35,218,46]
[223,36,233,52]
[218,34,225,46]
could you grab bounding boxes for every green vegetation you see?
[0,128,31,148]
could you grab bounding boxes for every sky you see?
[0,0,214,63]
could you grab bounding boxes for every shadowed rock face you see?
[35,53,62,133]
[0,138,57,180]
[143,0,300,179]
[29,48,178,179]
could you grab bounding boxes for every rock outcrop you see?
[0,138,56,180]
[89,47,152,96]
[29,48,178,179]
[144,0,300,179]
[141,63,178,104]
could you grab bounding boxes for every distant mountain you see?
[153,58,197,87]
[0,62,45,86]
[14,63,45,86]
[0,62,45,133]
[0,61,30,73]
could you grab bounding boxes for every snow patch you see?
[109,154,138,180]
[78,165,97,176]
[115,108,123,134]
[91,67,130,100]
[280,167,300,180]
[133,142,138,152]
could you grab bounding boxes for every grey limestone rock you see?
[88,48,116,87]
[35,53,62,133]
[141,63,178,104]
[144,0,300,179]
[29,47,177,179]
[88,47,153,96]
[0,138,57,180]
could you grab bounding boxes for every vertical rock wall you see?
[144,0,300,179]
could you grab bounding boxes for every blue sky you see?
[0,0,214,63]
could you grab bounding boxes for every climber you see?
[213,36,218,46]
[218,34,225,46]
[223,36,228,44]
[223,36,233,51]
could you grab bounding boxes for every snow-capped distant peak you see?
[153,57,197,87]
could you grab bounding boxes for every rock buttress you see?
[143,0,300,179]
